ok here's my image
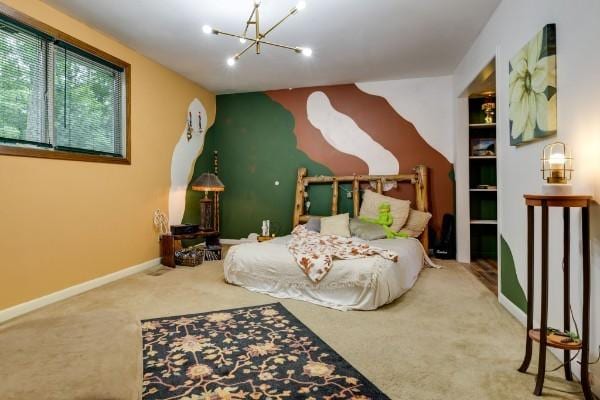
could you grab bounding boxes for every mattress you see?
[224,236,423,311]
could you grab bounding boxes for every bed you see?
[224,165,431,311]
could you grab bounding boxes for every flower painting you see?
[509,24,557,146]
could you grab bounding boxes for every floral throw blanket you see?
[288,225,399,283]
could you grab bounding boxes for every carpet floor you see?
[0,258,584,399]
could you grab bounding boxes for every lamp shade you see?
[191,173,225,192]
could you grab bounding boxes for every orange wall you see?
[0,0,216,309]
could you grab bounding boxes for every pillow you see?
[359,190,410,231]
[304,217,321,232]
[349,218,387,240]
[320,213,351,237]
[399,209,432,237]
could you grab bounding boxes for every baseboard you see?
[498,293,527,325]
[220,238,246,245]
[0,257,160,324]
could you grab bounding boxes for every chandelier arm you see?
[242,5,258,38]
[235,41,258,59]
[259,39,299,52]
[215,30,258,43]
[261,8,298,38]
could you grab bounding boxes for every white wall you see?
[358,76,454,163]
[453,0,600,383]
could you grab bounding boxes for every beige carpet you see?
[0,259,585,399]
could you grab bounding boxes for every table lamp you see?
[191,172,224,231]
[541,141,573,195]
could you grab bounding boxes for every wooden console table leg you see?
[562,207,573,381]
[534,202,549,396]
[519,205,535,373]
[159,234,176,268]
[581,205,593,399]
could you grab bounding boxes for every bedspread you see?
[288,225,399,283]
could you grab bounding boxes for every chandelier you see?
[202,0,312,66]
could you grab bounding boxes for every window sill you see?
[0,144,130,164]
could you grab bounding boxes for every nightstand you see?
[159,231,221,268]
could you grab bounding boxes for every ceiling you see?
[42,0,500,94]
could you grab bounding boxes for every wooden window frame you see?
[0,3,131,165]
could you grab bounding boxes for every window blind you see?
[0,12,126,159]
[0,16,50,147]
[54,43,124,156]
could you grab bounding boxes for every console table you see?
[518,195,593,399]
[159,231,221,268]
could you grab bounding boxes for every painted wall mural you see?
[267,84,454,234]
[169,99,208,225]
[182,92,333,240]
[184,82,454,240]
[306,91,399,176]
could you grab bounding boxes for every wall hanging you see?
[509,23,557,146]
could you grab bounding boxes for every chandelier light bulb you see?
[296,1,306,11]
[227,57,236,66]
[254,0,261,5]
[202,25,212,34]
[301,47,312,57]
[239,37,247,44]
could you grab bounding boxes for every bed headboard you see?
[292,165,430,249]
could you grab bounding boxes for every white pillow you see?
[359,190,410,231]
[399,209,432,237]
[320,213,351,237]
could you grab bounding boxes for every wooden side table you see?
[518,195,593,399]
[159,231,220,268]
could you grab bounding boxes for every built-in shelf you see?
[470,188,497,192]
[469,123,496,128]
[469,155,496,159]
[470,220,498,225]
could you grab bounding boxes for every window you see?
[0,6,130,163]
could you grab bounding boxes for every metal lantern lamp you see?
[191,172,224,231]
[541,141,573,194]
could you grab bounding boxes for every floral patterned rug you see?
[141,303,389,399]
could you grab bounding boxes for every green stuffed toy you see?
[359,202,409,239]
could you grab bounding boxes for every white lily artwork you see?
[509,24,557,146]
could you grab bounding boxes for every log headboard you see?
[292,165,430,249]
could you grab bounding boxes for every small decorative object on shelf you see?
[470,138,496,156]
[481,95,496,124]
[541,141,573,195]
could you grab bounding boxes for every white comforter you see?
[224,236,424,311]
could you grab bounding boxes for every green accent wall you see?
[500,235,527,312]
[182,92,334,239]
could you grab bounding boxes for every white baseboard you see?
[220,238,246,245]
[0,257,160,324]
[499,293,527,325]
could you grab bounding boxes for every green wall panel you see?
[500,235,527,312]
[182,92,333,239]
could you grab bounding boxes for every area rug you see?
[141,303,389,399]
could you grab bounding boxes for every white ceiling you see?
[42,0,500,94]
